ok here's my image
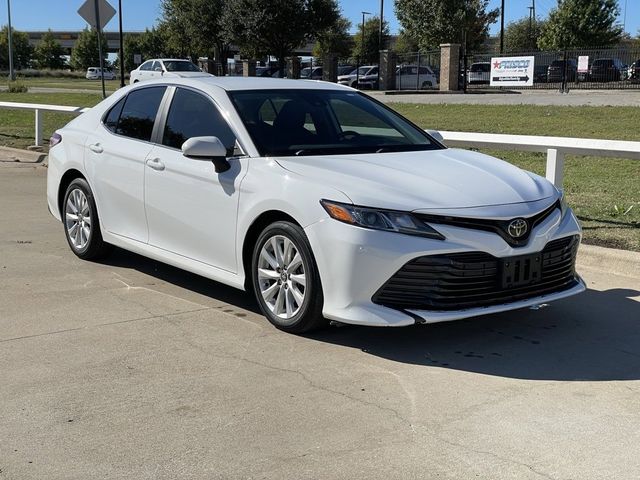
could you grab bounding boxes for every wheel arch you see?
[57,168,86,218]
[241,210,301,290]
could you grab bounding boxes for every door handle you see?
[89,143,103,154]
[146,157,165,171]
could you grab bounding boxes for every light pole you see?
[7,0,15,81]
[118,0,124,88]
[356,11,371,88]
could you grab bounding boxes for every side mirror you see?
[182,136,231,173]
[154,67,162,72]
[426,129,444,143]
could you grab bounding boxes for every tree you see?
[313,16,353,59]
[0,26,33,69]
[70,28,108,71]
[538,0,623,50]
[122,27,172,72]
[352,16,390,64]
[160,0,230,71]
[503,17,546,52]
[33,30,66,69]
[221,0,340,71]
[393,29,419,54]
[395,0,499,52]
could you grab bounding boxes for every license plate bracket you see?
[501,253,543,289]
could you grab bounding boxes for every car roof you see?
[145,58,193,62]
[136,76,354,92]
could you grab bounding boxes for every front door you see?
[144,87,246,273]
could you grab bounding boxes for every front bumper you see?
[304,206,584,327]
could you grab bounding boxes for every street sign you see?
[490,56,535,87]
[134,54,142,65]
[578,56,589,73]
[78,0,116,30]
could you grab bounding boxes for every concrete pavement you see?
[1,162,639,479]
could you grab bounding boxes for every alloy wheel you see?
[65,188,92,250]
[257,235,307,321]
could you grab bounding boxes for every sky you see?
[0,0,638,37]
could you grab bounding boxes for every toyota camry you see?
[47,77,585,333]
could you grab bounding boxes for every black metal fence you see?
[464,46,640,90]
[394,50,441,91]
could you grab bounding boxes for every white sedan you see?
[129,58,212,84]
[47,77,585,333]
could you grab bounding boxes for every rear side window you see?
[162,87,236,154]
[116,87,166,141]
[103,97,126,132]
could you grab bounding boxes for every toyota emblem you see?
[507,218,528,238]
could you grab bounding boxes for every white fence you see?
[0,101,89,148]
[1,101,639,188]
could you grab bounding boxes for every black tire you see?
[251,221,326,333]
[62,178,112,260]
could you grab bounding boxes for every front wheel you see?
[62,178,111,260]
[251,221,326,333]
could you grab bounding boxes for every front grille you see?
[373,235,579,311]
[415,201,560,247]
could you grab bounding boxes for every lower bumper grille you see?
[373,235,580,311]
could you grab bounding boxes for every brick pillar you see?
[286,56,301,79]
[322,54,338,82]
[242,60,256,77]
[379,50,397,90]
[439,43,460,91]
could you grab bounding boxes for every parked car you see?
[301,66,323,80]
[86,67,116,80]
[467,62,490,84]
[395,65,439,89]
[337,65,377,88]
[129,59,212,83]
[337,65,356,76]
[630,59,640,80]
[534,64,549,83]
[547,59,577,83]
[590,58,626,82]
[47,77,584,333]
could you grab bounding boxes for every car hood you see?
[275,148,557,211]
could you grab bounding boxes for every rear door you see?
[84,86,168,243]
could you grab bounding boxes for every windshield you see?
[470,63,490,72]
[163,61,201,72]
[229,89,442,157]
[300,67,312,78]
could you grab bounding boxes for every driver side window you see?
[162,88,237,155]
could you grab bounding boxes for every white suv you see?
[129,59,212,84]
[86,67,116,80]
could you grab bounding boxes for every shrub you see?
[6,80,28,93]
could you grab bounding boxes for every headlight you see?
[559,189,569,219]
[320,200,445,240]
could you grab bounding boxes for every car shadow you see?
[307,287,640,381]
[100,248,639,381]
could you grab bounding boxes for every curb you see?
[0,146,47,163]
[577,243,640,280]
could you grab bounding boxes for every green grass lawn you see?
[0,91,638,250]
[0,76,120,92]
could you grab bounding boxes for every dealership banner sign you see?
[490,56,535,87]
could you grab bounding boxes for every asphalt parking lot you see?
[1,161,639,479]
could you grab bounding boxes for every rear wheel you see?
[252,221,326,333]
[62,178,111,260]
